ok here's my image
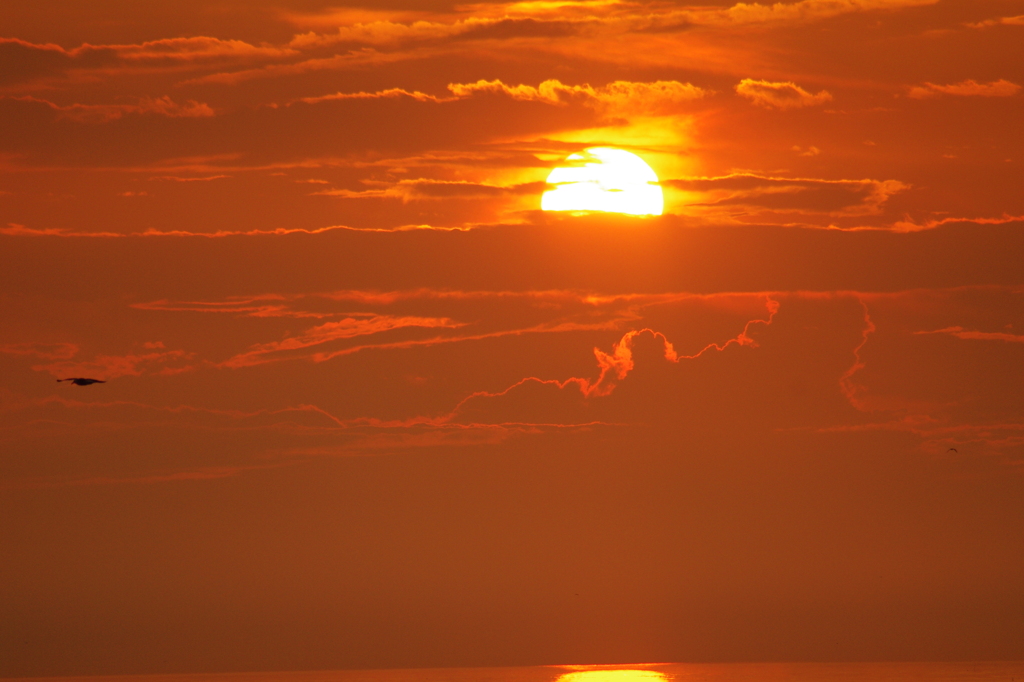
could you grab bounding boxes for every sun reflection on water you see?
[556,670,669,682]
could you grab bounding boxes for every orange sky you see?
[2,0,1023,676]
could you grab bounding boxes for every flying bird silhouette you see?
[947,447,958,453]
[57,378,106,386]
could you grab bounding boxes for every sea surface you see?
[5,663,1023,682]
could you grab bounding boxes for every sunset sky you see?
[2,0,1023,676]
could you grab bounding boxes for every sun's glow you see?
[541,147,664,216]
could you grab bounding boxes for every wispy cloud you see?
[914,327,1024,343]
[448,78,707,114]
[735,79,833,109]
[908,79,1021,98]
[0,342,78,360]
[664,173,908,218]
[966,15,1024,29]
[34,348,196,379]
[0,36,294,87]
[6,95,214,123]
[220,315,462,368]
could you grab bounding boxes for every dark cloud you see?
[456,18,583,40]
[0,38,117,85]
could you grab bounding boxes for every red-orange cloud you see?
[914,327,1024,343]
[735,78,832,109]
[5,95,214,123]
[908,79,1021,98]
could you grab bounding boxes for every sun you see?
[541,147,664,216]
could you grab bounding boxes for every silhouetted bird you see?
[57,378,106,386]
[947,447,958,453]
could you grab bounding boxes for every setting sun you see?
[541,147,664,216]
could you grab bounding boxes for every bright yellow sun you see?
[541,147,664,216]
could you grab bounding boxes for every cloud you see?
[457,17,582,40]
[914,327,1024,343]
[578,298,779,397]
[289,21,457,47]
[447,296,779,426]
[131,296,333,319]
[0,223,354,238]
[1,1,942,92]
[298,88,447,105]
[0,342,78,360]
[127,289,771,373]
[3,342,194,378]
[35,348,196,379]
[459,0,942,36]
[885,213,1024,233]
[0,391,603,489]
[150,174,230,182]
[907,79,1021,98]
[6,95,215,123]
[103,36,294,62]
[6,287,1022,490]
[966,15,1024,28]
[0,38,115,85]
[773,213,1024,233]
[287,16,581,48]
[664,173,908,217]
[0,36,293,87]
[293,79,705,122]
[313,179,545,201]
[735,79,833,109]
[447,78,707,114]
[702,0,938,25]
[294,13,587,55]
[182,49,409,86]
[220,315,462,368]
[804,418,1024,462]
[838,298,876,411]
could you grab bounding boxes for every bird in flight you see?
[947,447,958,453]
[57,378,106,386]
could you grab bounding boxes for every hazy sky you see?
[1,0,1023,676]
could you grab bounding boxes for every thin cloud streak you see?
[908,79,1021,99]
[915,327,1024,343]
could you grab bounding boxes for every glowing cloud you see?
[446,78,706,114]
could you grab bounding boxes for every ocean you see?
[5,663,1023,682]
